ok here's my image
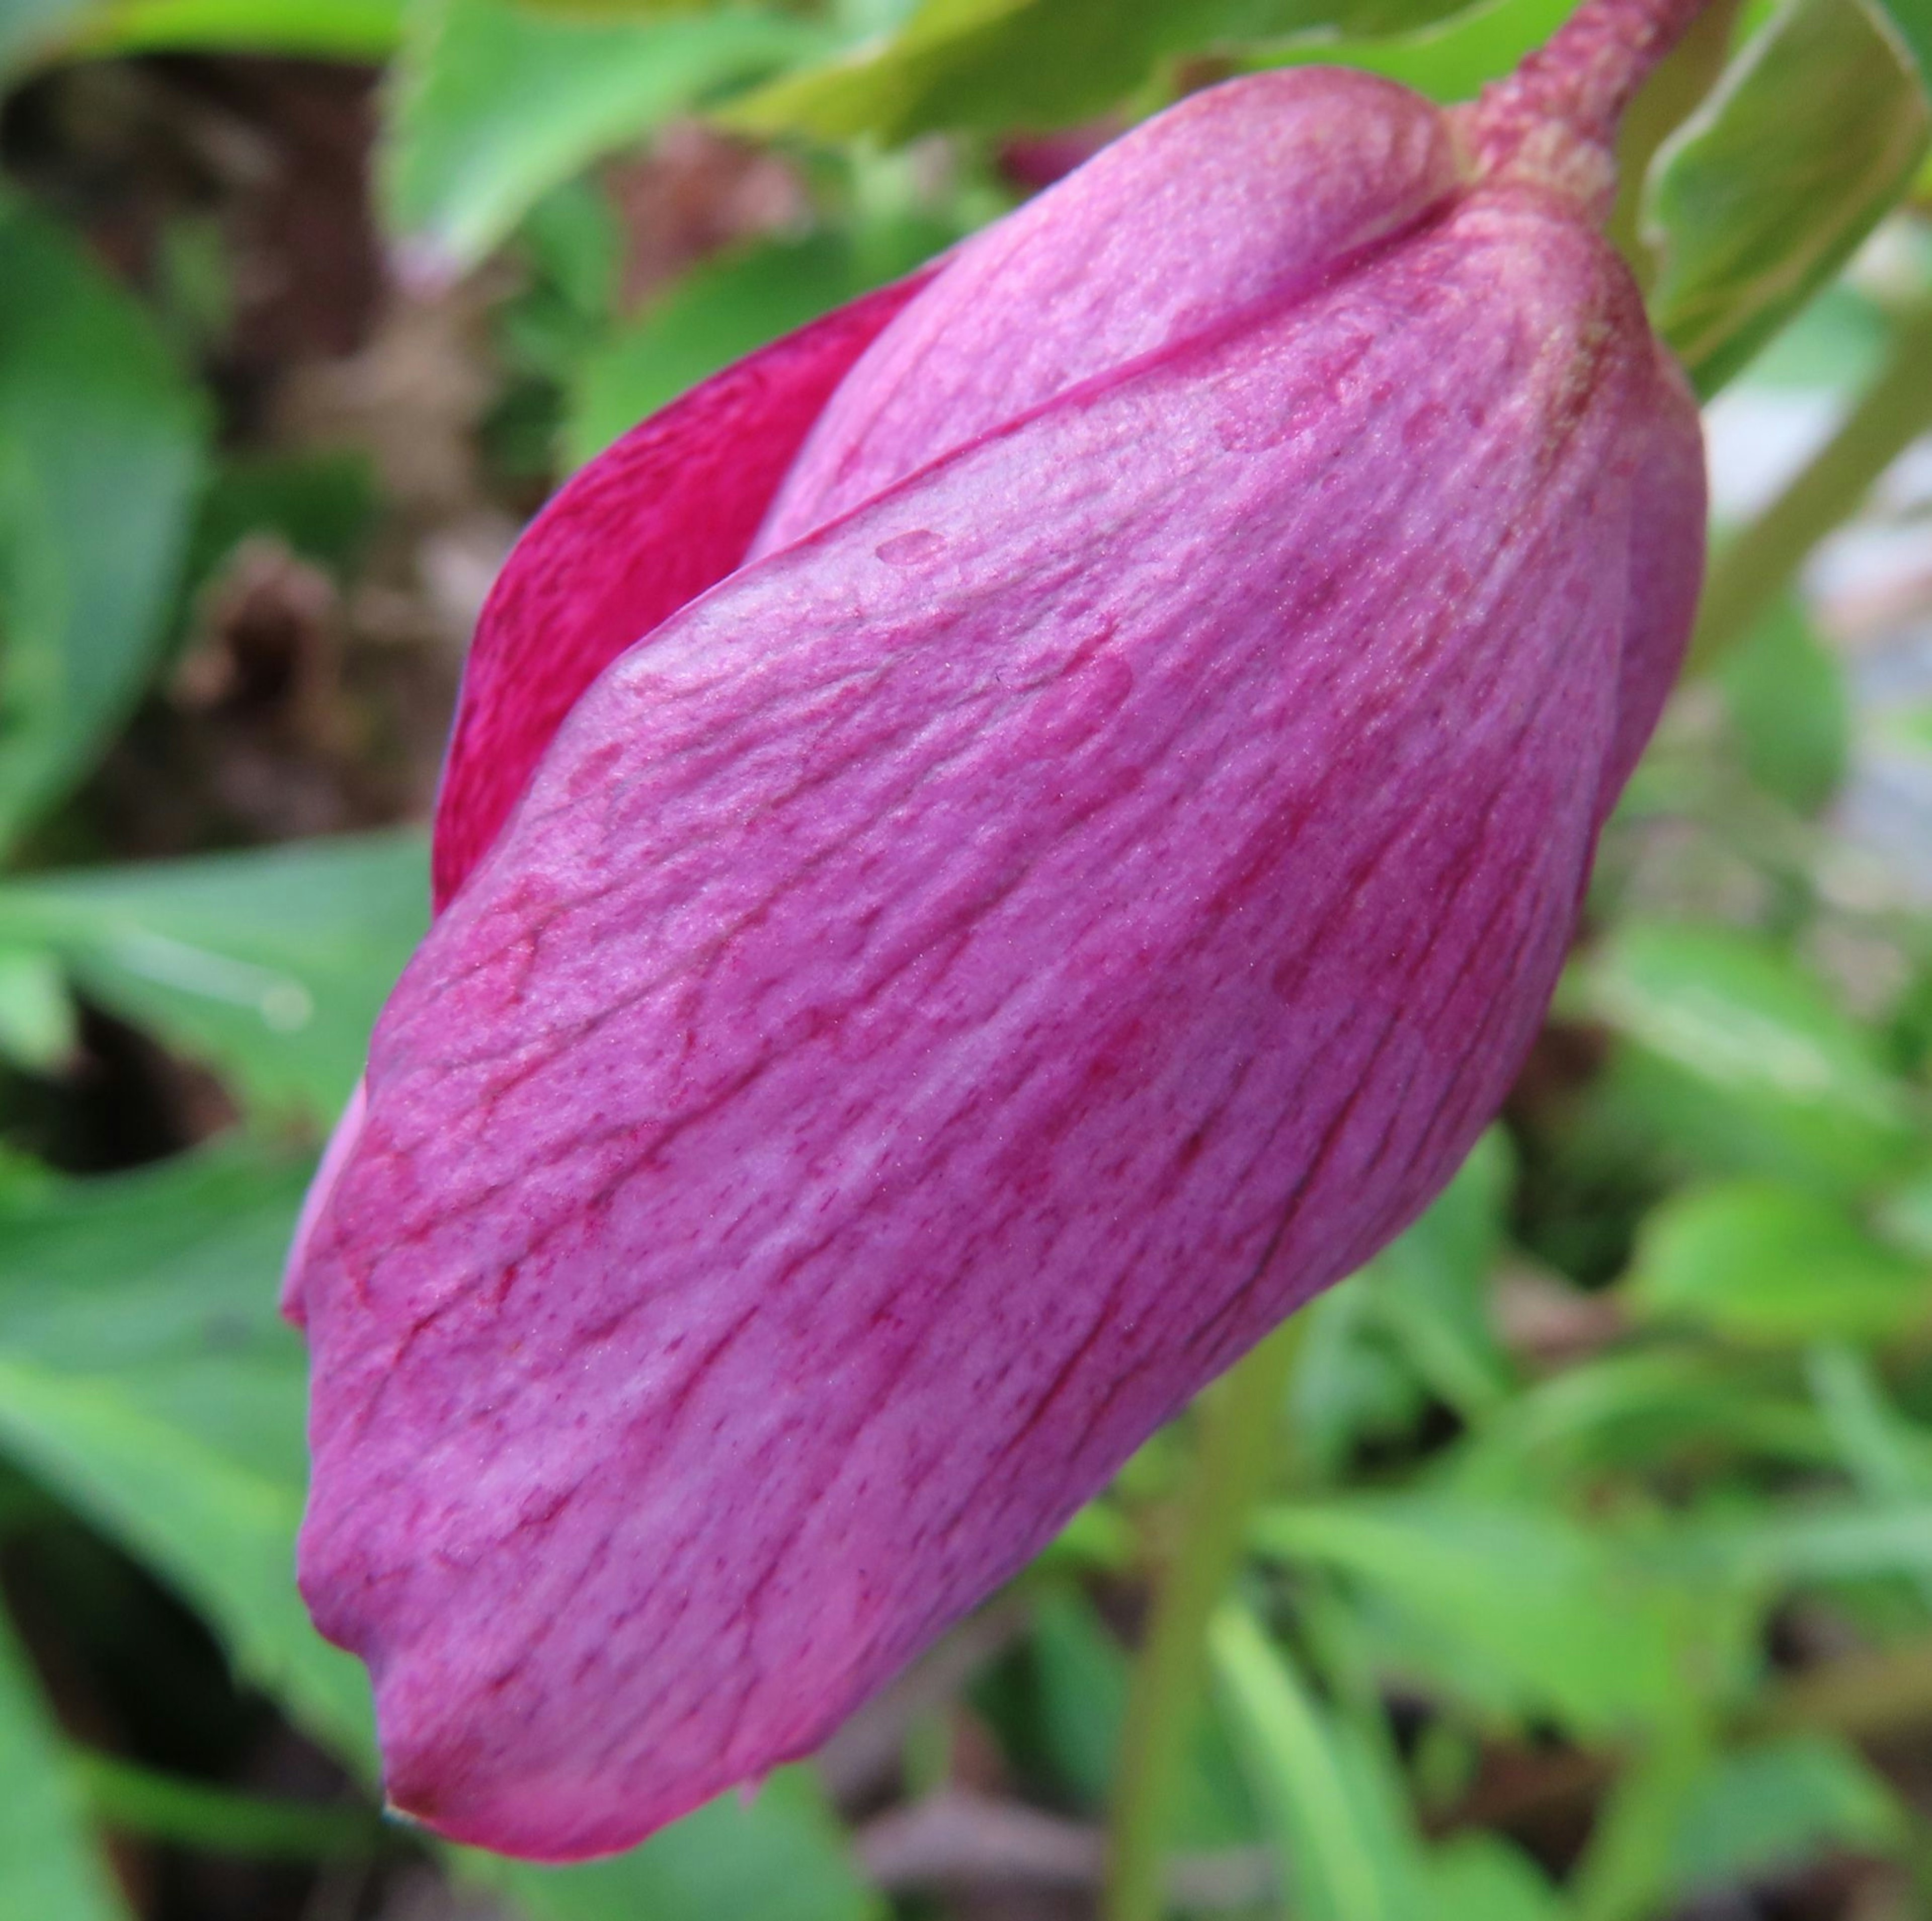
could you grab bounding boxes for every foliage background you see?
[3,0,1932,1916]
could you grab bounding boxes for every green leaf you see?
[1022,1584,1255,1842]
[1626,1182,1932,1345]
[1448,1348,1838,1497]
[1808,1343,1932,1508]
[1355,1129,1516,1422]
[384,0,822,272]
[567,224,946,466]
[1666,1736,1906,1892]
[0,204,208,850]
[1425,1834,1566,1921]
[473,1771,880,1921]
[0,1353,372,1762]
[1646,0,1931,396]
[63,0,408,60]
[1704,1498,1932,1587]
[514,0,737,13]
[1250,1498,1678,1735]
[725,0,1488,145]
[0,944,78,1076]
[0,831,427,1122]
[0,1609,130,1921]
[0,1147,313,1480]
[1210,1601,1427,1921]
[1571,1712,1715,1921]
[1717,595,1849,814]
[0,1148,368,1757]
[1251,0,1577,105]
[1577,921,1920,1193]
[1874,0,1932,78]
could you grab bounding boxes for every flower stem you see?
[1102,1315,1308,1921]
[1689,293,1932,673]
[1466,0,1719,214]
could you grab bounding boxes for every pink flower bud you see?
[289,12,1706,1863]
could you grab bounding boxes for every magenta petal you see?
[754,68,1463,554]
[293,177,1680,1861]
[430,269,938,910]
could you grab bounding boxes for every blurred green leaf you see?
[1425,1834,1566,1921]
[1451,1348,1836,1495]
[1717,595,1849,814]
[0,1353,372,1760]
[1577,921,1919,1192]
[1626,1181,1931,1345]
[0,204,208,851]
[1253,0,1574,103]
[1668,1736,1907,1892]
[1705,1498,1932,1586]
[725,0,1490,145]
[0,1147,312,1479]
[1251,1497,1678,1735]
[514,0,733,13]
[1023,1583,1254,1842]
[0,1609,130,1921]
[63,0,408,59]
[1291,1275,1433,1476]
[0,943,78,1076]
[1647,0,1930,396]
[0,831,427,1121]
[1211,1600,1427,1921]
[187,452,380,593]
[1735,277,1891,388]
[1572,1712,1715,1921]
[474,1771,881,1921]
[385,0,823,272]
[567,223,947,465]
[1355,1129,1516,1423]
[1874,0,1932,76]
[1809,1343,1932,1503]
[1027,1584,1127,1805]
[0,1147,369,1758]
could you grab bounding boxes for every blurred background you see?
[2,1,1931,1918]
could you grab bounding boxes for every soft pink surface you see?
[430,271,935,911]
[292,71,1704,1861]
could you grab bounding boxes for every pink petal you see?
[754,69,1463,556]
[430,269,938,911]
[294,178,1675,1860]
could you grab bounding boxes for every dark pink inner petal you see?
[430,269,938,911]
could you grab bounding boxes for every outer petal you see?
[431,270,937,910]
[295,187,1666,1860]
[754,68,1464,553]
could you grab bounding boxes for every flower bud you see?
[290,20,1706,1863]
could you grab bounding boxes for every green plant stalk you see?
[1102,1315,1307,1921]
[1689,294,1932,673]
[74,1749,385,1862]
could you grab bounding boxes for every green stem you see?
[1102,1315,1308,1921]
[73,1750,385,1862]
[1689,295,1932,674]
